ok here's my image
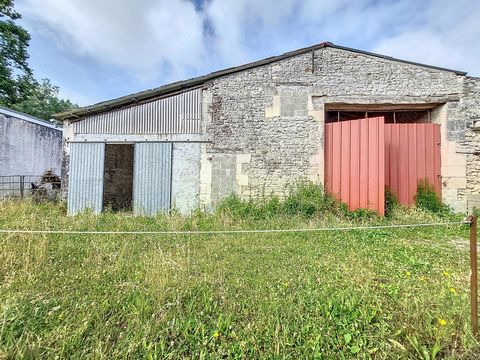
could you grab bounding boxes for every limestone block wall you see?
[199,47,478,212]
[60,47,480,214]
[462,77,480,211]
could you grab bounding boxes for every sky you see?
[16,0,480,107]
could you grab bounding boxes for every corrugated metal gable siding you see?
[72,89,202,135]
[68,143,105,215]
[133,143,172,215]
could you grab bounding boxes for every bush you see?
[283,182,332,217]
[385,187,399,217]
[473,207,480,218]
[415,179,450,215]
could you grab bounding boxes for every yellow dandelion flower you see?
[442,271,450,277]
[213,331,220,338]
[450,287,456,294]
[438,319,447,326]
[405,271,411,277]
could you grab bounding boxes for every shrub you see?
[385,187,399,217]
[473,207,480,218]
[415,179,450,215]
[284,182,321,217]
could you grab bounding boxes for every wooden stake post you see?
[470,215,478,335]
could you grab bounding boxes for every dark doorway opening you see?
[103,144,134,211]
[325,110,430,124]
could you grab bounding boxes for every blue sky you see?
[16,0,480,106]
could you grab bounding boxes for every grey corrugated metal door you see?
[133,143,172,215]
[68,143,105,215]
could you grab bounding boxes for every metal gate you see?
[385,123,441,205]
[324,117,441,215]
[68,142,105,215]
[325,117,385,215]
[133,142,173,215]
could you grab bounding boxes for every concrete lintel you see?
[320,96,460,111]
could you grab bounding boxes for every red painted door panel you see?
[384,123,441,205]
[325,117,385,215]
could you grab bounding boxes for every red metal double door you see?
[324,117,441,215]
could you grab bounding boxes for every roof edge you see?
[330,44,467,76]
[55,42,467,121]
[0,106,62,130]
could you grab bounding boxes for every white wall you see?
[171,142,201,214]
[0,113,63,176]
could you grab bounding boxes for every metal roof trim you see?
[0,105,62,130]
[55,42,468,121]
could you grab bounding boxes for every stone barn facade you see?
[55,42,480,215]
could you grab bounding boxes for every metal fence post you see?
[20,175,25,198]
[470,215,478,335]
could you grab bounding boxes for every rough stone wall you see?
[462,77,480,211]
[0,113,62,177]
[60,47,480,214]
[103,144,133,210]
[200,47,477,211]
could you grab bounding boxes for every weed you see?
[344,207,377,220]
[415,179,451,216]
[472,207,479,218]
[0,196,475,358]
[218,182,348,220]
[385,186,400,217]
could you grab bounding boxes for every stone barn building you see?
[55,42,480,215]
[1,106,62,196]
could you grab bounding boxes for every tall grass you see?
[0,186,477,358]
[217,182,377,221]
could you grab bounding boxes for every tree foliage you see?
[11,78,77,122]
[0,0,76,120]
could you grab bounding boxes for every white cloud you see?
[17,0,480,96]
[56,86,96,107]
[18,0,206,80]
[374,0,480,75]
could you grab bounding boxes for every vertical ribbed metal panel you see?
[133,143,172,215]
[325,117,385,215]
[385,123,441,205]
[72,88,202,135]
[68,143,105,215]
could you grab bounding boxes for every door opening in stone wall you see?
[103,144,134,212]
[325,109,431,124]
[324,116,441,215]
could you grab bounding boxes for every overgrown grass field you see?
[0,185,479,358]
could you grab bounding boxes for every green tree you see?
[11,78,77,122]
[0,0,33,104]
[0,0,77,120]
